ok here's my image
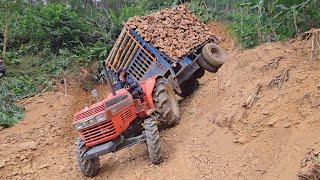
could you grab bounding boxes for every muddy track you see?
[0,22,320,180]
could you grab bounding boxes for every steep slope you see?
[0,23,319,180]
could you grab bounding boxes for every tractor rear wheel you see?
[201,43,227,68]
[153,78,180,129]
[144,117,162,164]
[178,78,199,98]
[76,138,100,177]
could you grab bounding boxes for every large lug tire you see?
[153,78,180,129]
[76,138,100,177]
[197,55,218,73]
[144,118,162,164]
[178,78,199,98]
[202,43,227,67]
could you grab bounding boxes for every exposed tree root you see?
[301,28,320,60]
[297,149,320,180]
[268,69,289,89]
[263,56,285,70]
[242,84,263,109]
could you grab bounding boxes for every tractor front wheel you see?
[153,78,180,129]
[76,138,100,177]
[144,117,162,164]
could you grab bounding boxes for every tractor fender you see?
[140,76,157,110]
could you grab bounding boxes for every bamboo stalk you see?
[113,34,130,68]
[3,4,9,56]
[106,28,126,66]
[120,41,137,68]
[116,38,133,69]
[105,60,114,70]
[125,45,139,68]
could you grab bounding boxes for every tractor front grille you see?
[79,119,116,146]
[120,108,135,123]
[75,104,105,121]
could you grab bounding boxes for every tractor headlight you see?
[74,113,106,131]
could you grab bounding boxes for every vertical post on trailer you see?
[103,62,116,96]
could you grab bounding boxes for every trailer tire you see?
[144,117,162,164]
[76,138,100,177]
[202,43,227,67]
[153,78,180,129]
[197,56,219,73]
[179,78,199,98]
[194,68,205,79]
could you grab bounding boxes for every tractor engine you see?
[73,89,137,147]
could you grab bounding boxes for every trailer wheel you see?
[153,78,180,129]
[179,78,199,98]
[76,138,100,177]
[194,68,205,79]
[202,43,227,67]
[144,117,162,164]
[197,55,218,73]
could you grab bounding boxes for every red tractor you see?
[73,64,180,177]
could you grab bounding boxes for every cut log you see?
[116,37,133,69]
[109,4,217,65]
[113,34,130,68]
[120,41,137,69]
[125,45,139,68]
[106,28,126,66]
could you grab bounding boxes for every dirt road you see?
[0,22,319,180]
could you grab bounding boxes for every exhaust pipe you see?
[102,62,116,96]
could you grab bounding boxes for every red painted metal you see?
[73,77,157,148]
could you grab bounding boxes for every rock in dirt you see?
[21,166,34,175]
[0,160,5,169]
[19,141,38,150]
[267,118,278,126]
[283,122,291,128]
[42,112,49,117]
[233,136,248,145]
[38,163,50,170]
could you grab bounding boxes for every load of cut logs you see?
[126,5,216,59]
[105,5,216,70]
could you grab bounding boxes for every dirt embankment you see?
[0,22,319,180]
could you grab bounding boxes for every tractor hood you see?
[73,89,132,123]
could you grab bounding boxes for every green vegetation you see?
[0,0,319,127]
[189,0,320,48]
[0,0,175,127]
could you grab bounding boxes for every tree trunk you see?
[29,0,33,8]
[3,4,9,57]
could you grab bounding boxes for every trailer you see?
[105,25,226,97]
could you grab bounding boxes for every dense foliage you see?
[0,0,175,127]
[189,0,320,48]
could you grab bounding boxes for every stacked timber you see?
[105,5,216,70]
[126,5,216,60]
